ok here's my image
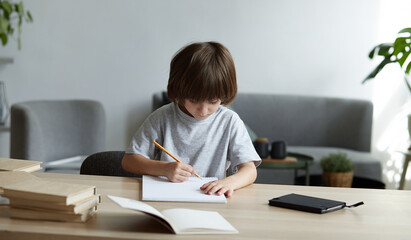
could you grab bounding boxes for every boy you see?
[122,41,261,197]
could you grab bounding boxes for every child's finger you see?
[178,162,195,173]
[200,181,213,190]
[224,189,234,198]
[207,184,223,195]
[203,181,220,194]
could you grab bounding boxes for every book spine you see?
[270,201,322,213]
[10,206,97,223]
[3,190,67,203]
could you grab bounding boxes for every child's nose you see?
[197,104,208,114]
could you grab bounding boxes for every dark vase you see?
[271,140,287,159]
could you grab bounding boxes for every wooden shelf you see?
[0,57,14,64]
[0,125,10,132]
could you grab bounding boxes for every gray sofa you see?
[152,92,382,185]
[10,100,106,173]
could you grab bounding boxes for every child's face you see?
[182,99,221,120]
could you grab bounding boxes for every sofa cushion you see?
[231,93,373,152]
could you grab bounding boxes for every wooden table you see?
[1,172,411,239]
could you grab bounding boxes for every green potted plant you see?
[362,27,411,149]
[0,0,33,50]
[320,153,355,187]
[363,27,411,89]
[0,1,32,124]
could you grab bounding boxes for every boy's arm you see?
[200,161,257,197]
[121,154,197,182]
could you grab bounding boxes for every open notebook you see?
[142,175,226,203]
[108,195,237,234]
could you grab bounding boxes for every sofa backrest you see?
[231,93,373,152]
[152,91,373,152]
[10,100,106,162]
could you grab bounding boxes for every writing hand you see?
[164,162,197,182]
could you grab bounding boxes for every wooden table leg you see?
[399,155,411,190]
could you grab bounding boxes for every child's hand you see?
[200,179,234,198]
[164,162,197,182]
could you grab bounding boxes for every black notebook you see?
[269,193,363,214]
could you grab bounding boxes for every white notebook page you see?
[162,208,238,233]
[142,175,227,203]
[107,195,164,218]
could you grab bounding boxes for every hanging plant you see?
[0,0,32,50]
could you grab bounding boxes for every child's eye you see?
[189,99,198,104]
[209,100,219,104]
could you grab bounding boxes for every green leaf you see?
[406,62,411,75]
[363,57,393,83]
[365,28,411,94]
[1,1,32,50]
[393,37,411,55]
[399,28,411,34]
[377,43,394,57]
[393,36,409,46]
[0,16,9,33]
[15,2,24,15]
[398,50,410,66]
[368,47,376,59]
[18,16,22,34]
[368,43,393,59]
[0,1,12,14]
[0,33,8,46]
[7,25,13,35]
[27,11,33,22]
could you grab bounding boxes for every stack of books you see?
[2,176,100,222]
[0,158,42,172]
[0,171,40,194]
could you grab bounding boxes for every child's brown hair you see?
[167,41,237,105]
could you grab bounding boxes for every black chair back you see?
[80,151,141,177]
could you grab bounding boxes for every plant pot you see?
[322,171,353,188]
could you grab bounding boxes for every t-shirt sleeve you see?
[125,112,162,160]
[227,114,261,173]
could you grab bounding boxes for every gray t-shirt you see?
[125,103,261,179]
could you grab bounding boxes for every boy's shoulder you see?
[218,105,242,122]
[152,102,174,113]
[221,105,240,117]
[148,103,175,120]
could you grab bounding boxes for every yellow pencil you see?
[153,140,202,179]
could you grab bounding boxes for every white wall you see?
[1,0,410,188]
